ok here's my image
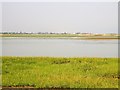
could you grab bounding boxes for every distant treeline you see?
[0,32,118,35]
[1,32,68,34]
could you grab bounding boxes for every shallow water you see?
[1,38,118,57]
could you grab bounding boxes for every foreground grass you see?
[2,57,119,88]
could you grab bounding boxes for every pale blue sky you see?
[1,1,119,33]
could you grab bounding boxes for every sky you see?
[0,0,119,2]
[0,0,119,33]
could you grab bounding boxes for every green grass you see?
[1,34,79,37]
[1,56,119,88]
[1,34,119,39]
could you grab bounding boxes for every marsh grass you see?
[1,34,119,40]
[2,57,119,88]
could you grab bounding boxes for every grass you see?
[0,34,119,40]
[1,56,119,88]
[1,34,79,37]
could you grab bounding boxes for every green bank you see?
[1,34,119,39]
[2,56,119,88]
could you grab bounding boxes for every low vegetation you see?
[0,34,119,39]
[2,56,119,88]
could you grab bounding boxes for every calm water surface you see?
[1,38,118,57]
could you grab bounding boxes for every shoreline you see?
[0,33,119,40]
[1,36,119,40]
[1,56,119,58]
